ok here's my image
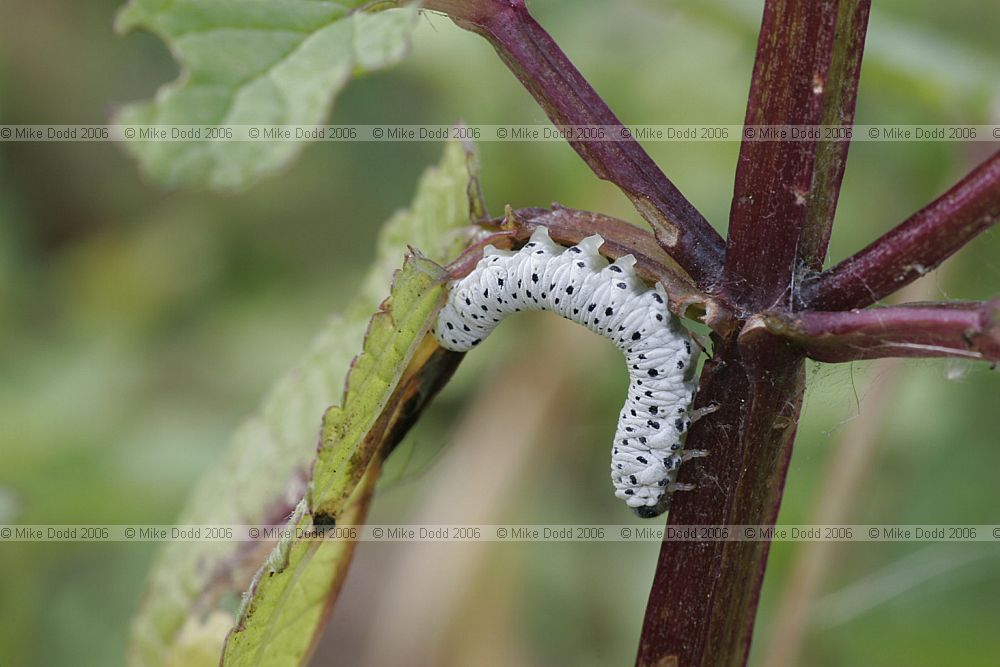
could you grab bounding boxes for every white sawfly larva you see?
[432,227,699,517]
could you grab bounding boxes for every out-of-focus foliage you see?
[0,1,999,666]
[115,1,418,188]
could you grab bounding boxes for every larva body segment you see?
[433,227,698,517]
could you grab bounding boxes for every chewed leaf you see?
[114,1,418,189]
[221,466,379,667]
[308,254,448,518]
[221,260,461,666]
[127,140,478,667]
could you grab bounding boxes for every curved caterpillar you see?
[432,227,698,518]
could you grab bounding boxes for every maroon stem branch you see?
[636,334,806,667]
[724,0,871,310]
[637,3,869,666]
[762,299,1000,363]
[802,149,1000,311]
[424,0,726,290]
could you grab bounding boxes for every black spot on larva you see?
[645,391,653,397]
[465,297,471,306]
[471,314,478,320]
[677,407,685,414]
[481,305,488,312]
[463,325,470,332]
[675,419,686,432]
[566,285,574,294]
[613,447,618,454]
[659,478,668,487]
[670,442,681,451]
[632,331,642,341]
[535,250,544,255]
[587,303,596,312]
[525,242,536,248]
[648,420,660,429]
[636,456,648,464]
[554,298,560,304]
[483,288,489,298]
[625,427,634,432]
[677,360,685,369]
[617,282,627,289]
[531,273,539,283]
[656,314,664,321]
[498,278,504,287]
[526,290,532,298]
[610,265,622,273]
[624,489,634,495]
[649,406,659,415]
[630,409,637,416]
[541,292,547,299]
[653,293,663,303]
[446,322,454,330]
[573,308,579,314]
[512,292,518,299]
[638,354,646,359]
[636,379,643,385]
[685,340,691,353]
[576,261,585,268]
[617,464,623,469]
[648,369,659,377]
[472,339,482,346]
[569,246,581,253]
[629,474,638,484]
[638,436,647,444]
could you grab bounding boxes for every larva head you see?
[633,496,671,519]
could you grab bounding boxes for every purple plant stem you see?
[724,0,871,310]
[802,149,1000,310]
[763,299,1000,362]
[637,334,806,667]
[638,2,870,666]
[424,0,726,290]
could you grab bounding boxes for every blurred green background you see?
[1,0,999,665]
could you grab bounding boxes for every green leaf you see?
[308,254,448,518]
[127,140,479,667]
[114,0,419,189]
[221,253,451,666]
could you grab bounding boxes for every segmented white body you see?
[432,227,697,517]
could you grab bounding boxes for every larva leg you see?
[689,403,720,423]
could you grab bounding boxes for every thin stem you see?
[802,149,1000,310]
[425,0,726,290]
[724,0,871,310]
[762,299,1000,362]
[443,206,738,333]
